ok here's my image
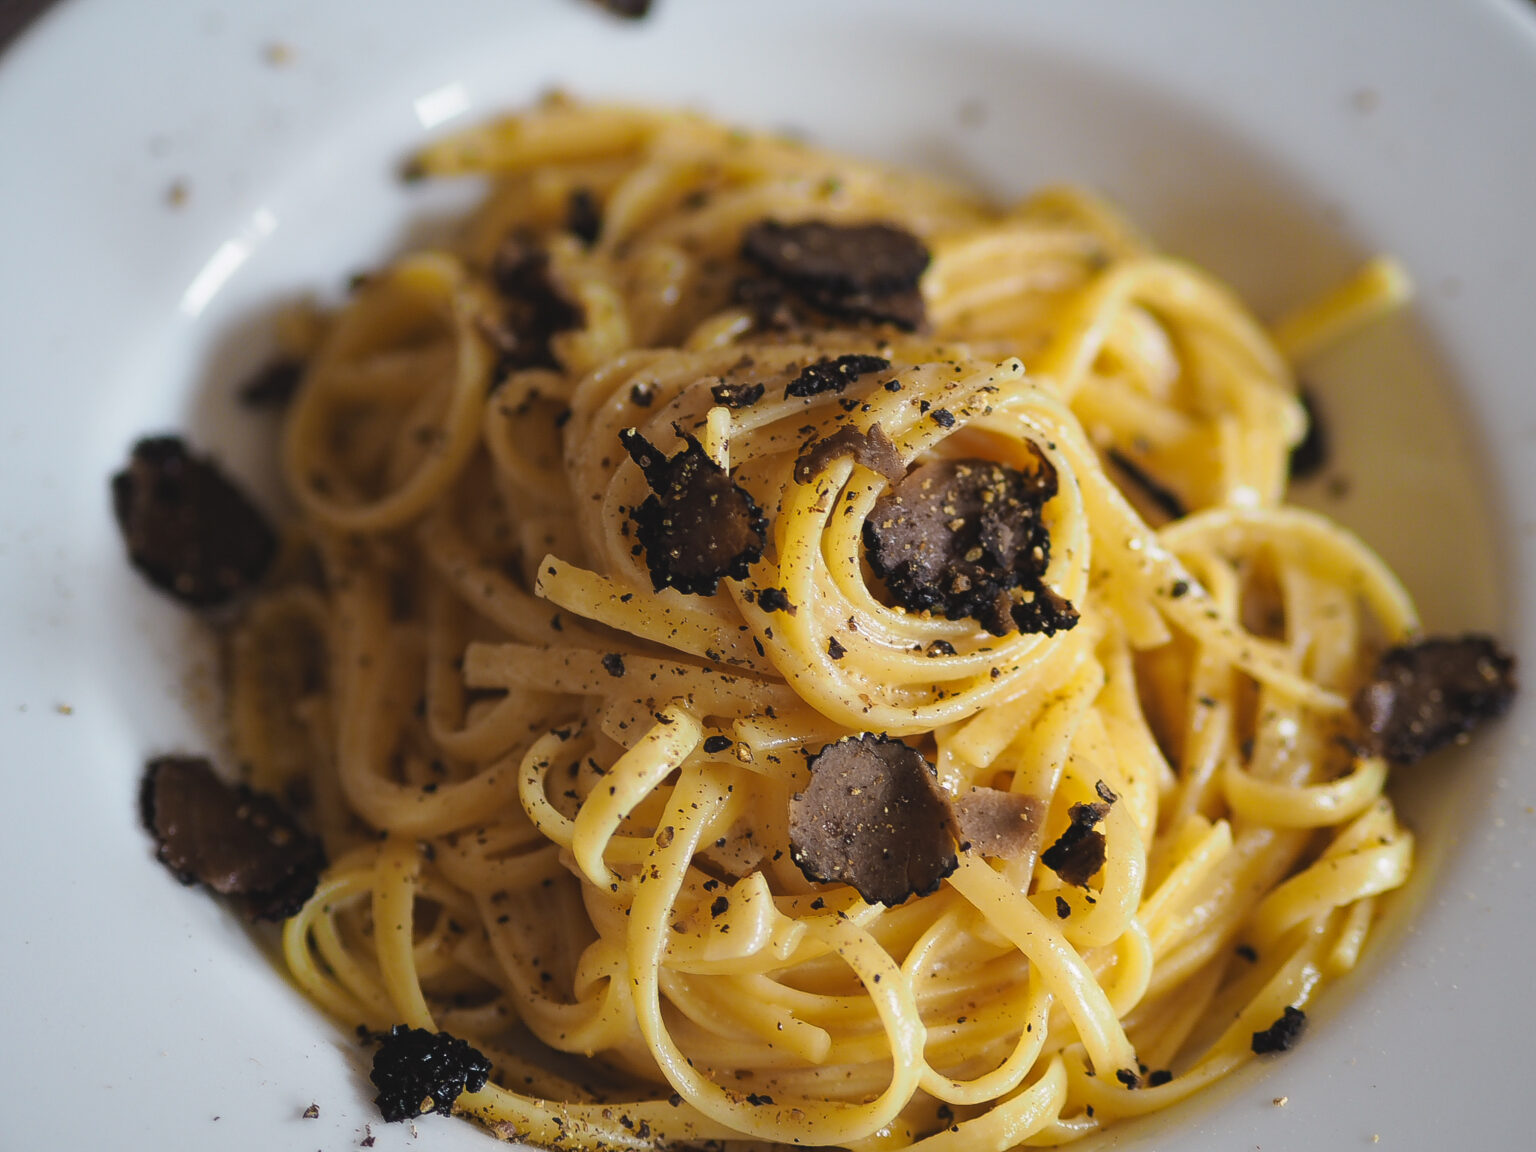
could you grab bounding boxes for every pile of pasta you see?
[234,98,1420,1149]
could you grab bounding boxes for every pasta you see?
[231,96,1436,1149]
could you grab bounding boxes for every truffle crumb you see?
[757,587,796,615]
[1040,799,1111,887]
[1353,634,1517,763]
[1251,1006,1308,1054]
[784,354,891,398]
[710,380,764,409]
[620,428,767,595]
[369,1025,492,1123]
[788,734,958,906]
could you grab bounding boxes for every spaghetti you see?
[230,97,1439,1148]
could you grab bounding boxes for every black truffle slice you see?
[1250,1006,1308,1055]
[139,755,324,920]
[789,734,958,907]
[1353,634,1517,764]
[794,422,905,484]
[484,232,583,375]
[112,436,278,608]
[620,428,767,595]
[952,788,1043,859]
[863,455,1077,637]
[369,1025,492,1123]
[1040,799,1111,888]
[740,219,930,331]
[784,354,892,398]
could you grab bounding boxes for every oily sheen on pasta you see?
[234,98,1427,1149]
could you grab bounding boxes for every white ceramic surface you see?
[1,2,1533,1149]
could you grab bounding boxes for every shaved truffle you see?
[139,755,324,920]
[863,454,1077,637]
[112,436,277,608]
[1040,799,1110,888]
[485,233,582,375]
[620,428,767,595]
[789,734,958,906]
[794,422,905,484]
[953,788,1043,859]
[370,1025,492,1123]
[740,219,929,330]
[784,354,891,398]
[1353,634,1517,763]
[1250,1006,1308,1055]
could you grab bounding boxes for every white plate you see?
[2,1,1533,1149]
